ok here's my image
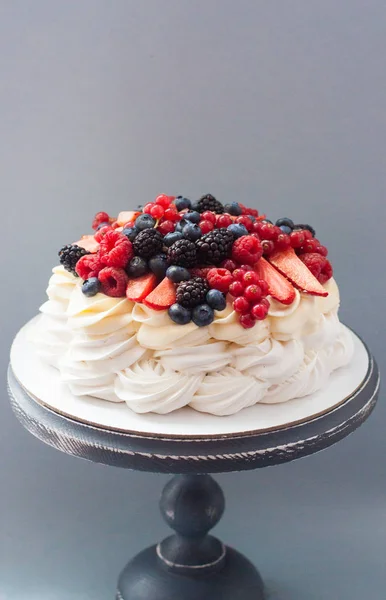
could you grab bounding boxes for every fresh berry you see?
[233,296,250,314]
[117,211,141,226]
[150,204,165,219]
[94,225,112,242]
[232,235,263,266]
[201,211,217,224]
[189,267,212,278]
[219,259,237,272]
[191,304,215,327]
[216,214,232,228]
[260,297,270,309]
[155,194,173,208]
[279,225,293,235]
[315,245,328,257]
[175,219,187,233]
[156,220,174,236]
[257,279,269,296]
[276,218,294,230]
[196,228,235,265]
[294,223,316,237]
[269,248,328,296]
[126,272,157,302]
[183,211,201,224]
[126,256,148,278]
[133,228,163,259]
[164,207,181,222]
[205,268,231,293]
[174,196,192,211]
[206,289,227,311]
[275,233,291,251]
[224,202,243,216]
[299,253,333,284]
[244,284,262,303]
[254,221,278,240]
[143,277,177,310]
[135,214,156,231]
[167,239,197,268]
[149,254,168,279]
[239,314,256,329]
[232,268,248,281]
[168,303,192,325]
[143,203,154,214]
[96,221,110,231]
[75,253,102,280]
[261,239,275,256]
[176,277,209,308]
[58,244,90,276]
[255,257,296,305]
[92,211,110,230]
[235,216,254,232]
[244,207,259,217]
[98,267,128,298]
[122,226,139,242]
[227,223,248,238]
[182,221,202,241]
[195,194,224,214]
[290,230,306,249]
[99,230,133,268]
[199,220,214,234]
[163,231,184,247]
[251,302,269,320]
[81,277,101,297]
[166,266,191,283]
[242,270,259,286]
[229,281,245,297]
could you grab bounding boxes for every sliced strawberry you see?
[143,277,177,311]
[126,273,157,303]
[255,258,296,305]
[74,235,100,253]
[117,211,141,226]
[269,248,328,297]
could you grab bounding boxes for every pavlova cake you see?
[32,194,353,415]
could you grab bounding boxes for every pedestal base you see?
[117,545,265,600]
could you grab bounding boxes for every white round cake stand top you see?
[11,318,369,437]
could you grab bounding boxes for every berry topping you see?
[227,223,249,238]
[192,304,215,327]
[207,268,233,293]
[75,253,102,280]
[182,221,202,241]
[155,194,173,208]
[275,233,291,251]
[166,266,191,283]
[201,211,217,224]
[82,277,101,297]
[199,220,215,234]
[294,223,316,237]
[196,228,235,265]
[117,211,141,226]
[168,303,192,325]
[275,217,294,230]
[150,204,164,219]
[232,235,263,266]
[219,258,237,272]
[174,196,192,211]
[233,296,250,314]
[289,229,306,249]
[242,270,260,286]
[206,289,227,311]
[133,228,163,259]
[261,239,275,256]
[195,194,224,214]
[94,225,112,243]
[239,314,256,329]
[235,216,254,232]
[167,239,197,268]
[92,211,110,230]
[98,267,128,298]
[59,244,90,276]
[299,253,333,284]
[163,231,184,247]
[244,284,263,302]
[99,230,133,268]
[255,257,296,305]
[224,202,243,216]
[143,277,177,311]
[164,207,180,222]
[183,211,201,224]
[122,226,139,242]
[126,256,148,278]
[216,214,233,228]
[269,248,328,297]
[149,254,168,279]
[74,235,100,253]
[251,302,269,320]
[126,272,157,302]
[229,280,245,297]
[135,213,156,231]
[176,277,209,308]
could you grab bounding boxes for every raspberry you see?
[75,253,103,279]
[235,216,254,232]
[244,284,262,302]
[207,268,233,293]
[319,260,333,284]
[158,220,175,235]
[216,214,232,228]
[99,230,133,268]
[143,202,154,214]
[251,302,269,320]
[92,211,110,230]
[200,220,214,234]
[239,313,256,329]
[233,296,250,314]
[219,259,237,272]
[155,194,173,208]
[189,266,212,278]
[244,207,259,217]
[150,204,164,219]
[164,207,180,222]
[232,235,263,266]
[94,225,113,243]
[229,281,245,297]
[98,267,128,297]
[275,233,291,251]
[299,253,333,284]
[262,240,275,256]
[243,270,259,286]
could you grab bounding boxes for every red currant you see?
[257,222,278,240]
[275,233,291,251]
[257,279,269,297]
[243,270,259,286]
[158,220,175,235]
[315,245,328,257]
[155,194,172,208]
[302,238,319,253]
[245,207,259,217]
[233,296,250,314]
[290,230,306,249]
[236,215,254,232]
[150,205,165,219]
[143,202,154,214]
[200,220,214,234]
[232,268,247,282]
[262,240,275,255]
[229,281,245,297]
[303,229,313,241]
[251,302,269,320]
[164,207,180,222]
[201,211,216,224]
[244,284,262,302]
[216,214,232,228]
[239,313,256,329]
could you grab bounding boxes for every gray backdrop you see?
[0,1,385,599]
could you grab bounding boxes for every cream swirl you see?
[209,303,270,345]
[155,341,233,374]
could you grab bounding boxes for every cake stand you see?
[7,320,380,600]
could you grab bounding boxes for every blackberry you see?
[58,244,90,276]
[133,228,163,259]
[195,194,224,214]
[176,277,209,308]
[167,239,197,268]
[196,228,235,265]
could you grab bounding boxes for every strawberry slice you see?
[255,258,296,305]
[269,248,328,297]
[117,211,141,226]
[143,277,177,311]
[74,235,100,253]
[126,273,157,303]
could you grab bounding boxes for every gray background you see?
[0,1,385,598]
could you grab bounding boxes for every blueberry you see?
[227,223,248,238]
[174,196,192,211]
[192,304,215,327]
[279,225,292,235]
[175,219,187,233]
[206,289,226,311]
[276,218,294,230]
[168,303,192,325]
[224,202,243,216]
[122,226,139,241]
[164,231,184,247]
[166,266,191,283]
[182,222,202,241]
[135,214,156,231]
[82,277,101,297]
[126,256,148,278]
[149,254,168,279]
[96,221,110,231]
[183,211,201,224]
